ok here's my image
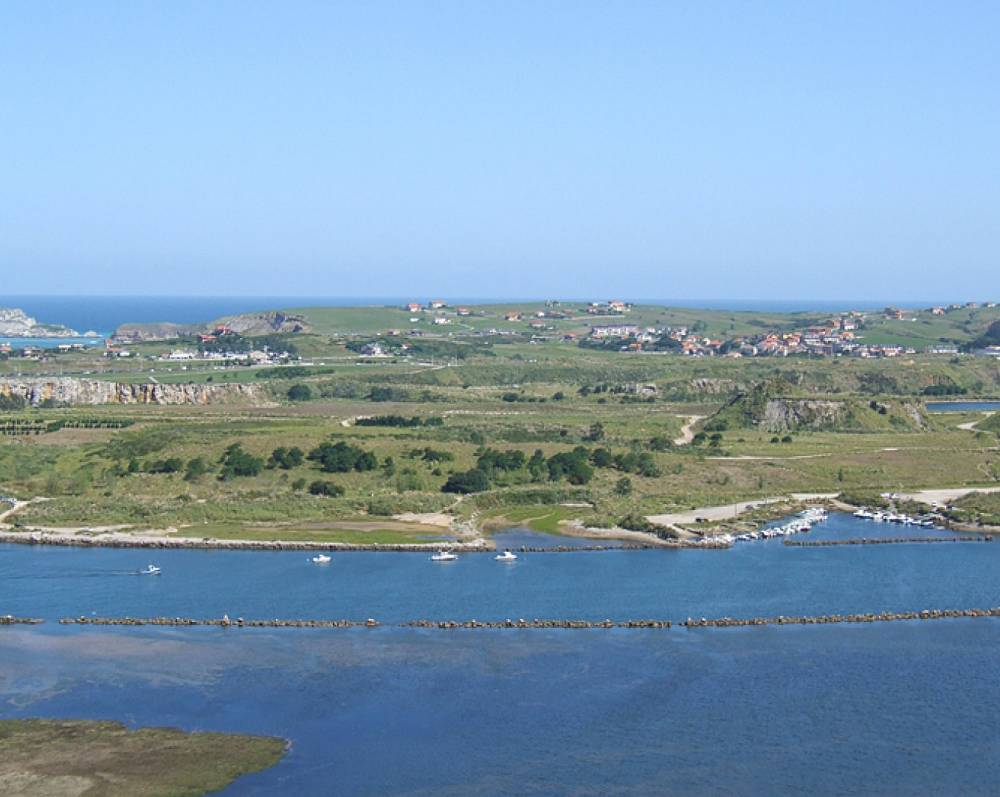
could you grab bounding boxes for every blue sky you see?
[1,1,997,300]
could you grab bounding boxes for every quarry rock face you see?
[761,399,844,432]
[0,378,267,406]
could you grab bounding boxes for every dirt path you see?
[957,411,995,431]
[0,498,48,527]
[707,453,832,461]
[673,415,705,446]
[897,486,1000,505]
[646,493,838,527]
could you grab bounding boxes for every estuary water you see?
[925,401,1000,412]
[2,512,1000,795]
[1,514,997,623]
[3,623,999,796]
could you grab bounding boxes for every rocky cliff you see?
[111,322,197,343]
[112,310,309,342]
[0,378,268,407]
[213,311,310,336]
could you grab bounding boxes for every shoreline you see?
[3,485,995,553]
[0,528,682,552]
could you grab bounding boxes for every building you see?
[406,303,422,313]
[590,324,639,339]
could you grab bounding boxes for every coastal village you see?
[2,301,999,368]
[388,299,1000,360]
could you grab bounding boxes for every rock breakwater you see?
[784,536,992,546]
[60,616,379,628]
[46,609,1000,630]
[0,615,43,625]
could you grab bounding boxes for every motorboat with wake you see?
[140,564,161,575]
[431,550,458,562]
[495,550,518,562]
[311,554,332,564]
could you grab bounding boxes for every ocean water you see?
[3,519,999,794]
[0,335,105,350]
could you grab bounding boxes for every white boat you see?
[495,550,518,562]
[431,550,458,562]
[311,554,332,564]
[140,564,161,575]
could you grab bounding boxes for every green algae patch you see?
[0,718,286,797]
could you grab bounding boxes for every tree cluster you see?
[355,415,443,428]
[307,441,378,473]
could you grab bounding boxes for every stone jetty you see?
[680,608,1000,627]
[34,607,1000,631]
[402,618,672,629]
[0,615,43,625]
[59,616,379,628]
[784,536,992,546]
[405,609,1000,629]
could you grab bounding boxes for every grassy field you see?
[482,505,585,535]
[1,303,998,542]
[1,388,997,540]
[0,718,285,797]
[947,492,1000,527]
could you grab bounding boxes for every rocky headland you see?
[0,307,80,338]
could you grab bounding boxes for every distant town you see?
[2,300,999,368]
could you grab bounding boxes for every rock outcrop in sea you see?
[0,307,79,338]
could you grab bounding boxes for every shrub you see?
[307,441,377,473]
[0,394,27,411]
[441,468,490,494]
[547,449,594,485]
[219,444,264,480]
[144,458,183,474]
[184,457,208,481]
[287,384,312,402]
[309,480,344,497]
[268,446,304,470]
